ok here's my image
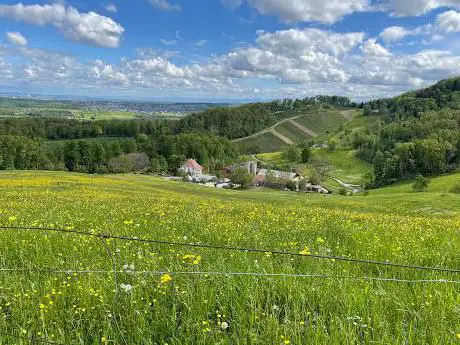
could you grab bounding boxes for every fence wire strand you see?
[0,268,459,284]
[0,225,459,274]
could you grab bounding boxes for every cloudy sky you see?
[1,0,460,101]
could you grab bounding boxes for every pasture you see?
[0,171,459,344]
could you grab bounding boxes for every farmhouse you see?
[255,169,301,187]
[179,159,203,175]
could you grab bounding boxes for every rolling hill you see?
[236,109,357,153]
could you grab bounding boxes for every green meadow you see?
[0,171,459,344]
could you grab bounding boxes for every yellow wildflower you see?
[299,247,311,255]
[160,274,173,284]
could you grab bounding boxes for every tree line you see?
[0,133,238,174]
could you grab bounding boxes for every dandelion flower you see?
[160,274,173,284]
[299,247,311,255]
[220,321,229,330]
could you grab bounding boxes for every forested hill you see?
[175,95,355,139]
[0,95,355,141]
[364,77,460,118]
[352,77,460,187]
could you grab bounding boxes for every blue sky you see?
[1,0,460,101]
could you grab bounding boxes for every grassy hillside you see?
[257,148,371,185]
[0,171,459,344]
[312,149,372,184]
[276,121,313,142]
[295,111,348,135]
[238,108,359,153]
[237,131,288,153]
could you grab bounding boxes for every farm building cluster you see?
[177,159,330,194]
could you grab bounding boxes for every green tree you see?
[327,138,338,152]
[412,175,429,192]
[301,147,311,163]
[282,145,301,162]
[298,178,308,191]
[63,141,79,172]
[230,167,253,188]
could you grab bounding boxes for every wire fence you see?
[1,224,460,344]
[1,225,460,274]
[0,268,459,284]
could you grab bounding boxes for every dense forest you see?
[354,78,460,186]
[0,133,238,174]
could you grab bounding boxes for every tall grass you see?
[0,172,459,344]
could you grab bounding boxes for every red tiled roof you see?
[183,159,203,170]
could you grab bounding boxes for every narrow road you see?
[270,129,294,145]
[288,119,317,137]
[250,154,265,164]
[331,177,362,193]
[233,113,315,143]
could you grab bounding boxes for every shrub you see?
[338,188,348,196]
[309,172,321,185]
[298,179,308,191]
[412,175,429,192]
[286,180,297,191]
[230,167,253,188]
[449,182,460,194]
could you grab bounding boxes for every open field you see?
[312,149,372,185]
[238,131,289,153]
[295,112,348,135]
[276,122,314,143]
[256,148,371,185]
[0,171,459,344]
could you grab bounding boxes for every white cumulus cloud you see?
[148,0,181,12]
[436,10,460,33]
[224,0,369,24]
[0,3,124,48]
[380,26,412,43]
[382,0,460,16]
[361,39,391,56]
[6,31,28,46]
